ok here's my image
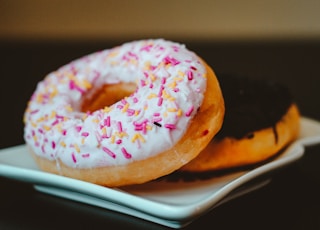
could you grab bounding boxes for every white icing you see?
[24,39,207,168]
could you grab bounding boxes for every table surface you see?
[1,40,320,230]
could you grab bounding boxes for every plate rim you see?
[1,116,320,227]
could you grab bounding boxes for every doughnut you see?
[180,74,300,172]
[23,39,225,187]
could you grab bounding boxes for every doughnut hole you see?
[81,83,137,113]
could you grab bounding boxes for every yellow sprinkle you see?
[178,71,185,77]
[65,105,73,112]
[31,122,37,128]
[36,117,45,123]
[101,127,107,134]
[168,81,177,89]
[36,94,43,103]
[167,108,177,112]
[33,135,38,142]
[146,125,152,131]
[110,135,115,144]
[103,106,112,113]
[144,61,151,71]
[81,138,85,145]
[202,73,207,78]
[177,109,183,117]
[74,144,80,153]
[134,110,140,116]
[81,79,92,89]
[131,133,146,143]
[163,111,168,117]
[60,141,66,147]
[50,111,57,119]
[92,118,99,123]
[43,125,51,131]
[147,91,154,98]
[149,73,156,82]
[122,103,129,113]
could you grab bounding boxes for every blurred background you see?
[1,0,320,148]
[1,0,320,42]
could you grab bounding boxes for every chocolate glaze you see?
[215,74,293,141]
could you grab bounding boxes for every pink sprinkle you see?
[190,66,197,70]
[81,132,89,137]
[140,44,153,52]
[71,153,77,163]
[164,56,180,65]
[81,153,90,158]
[116,104,124,109]
[121,99,127,105]
[133,97,139,103]
[38,128,44,134]
[152,117,162,123]
[121,147,132,159]
[51,119,59,126]
[75,126,82,132]
[30,109,39,114]
[164,124,176,130]
[56,114,64,120]
[173,88,180,92]
[185,106,194,117]
[158,85,164,97]
[140,79,146,87]
[143,71,149,78]
[149,83,154,88]
[153,112,160,116]
[116,139,122,144]
[117,121,123,132]
[187,70,193,80]
[52,141,56,149]
[69,80,85,94]
[127,109,135,116]
[62,130,67,135]
[104,116,111,127]
[102,147,116,158]
[157,97,163,106]
[161,77,166,84]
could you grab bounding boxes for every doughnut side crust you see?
[180,103,300,172]
[29,63,225,187]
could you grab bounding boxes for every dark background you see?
[1,40,320,229]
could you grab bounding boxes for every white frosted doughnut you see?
[24,39,224,186]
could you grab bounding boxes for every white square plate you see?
[1,117,320,228]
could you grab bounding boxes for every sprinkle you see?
[81,132,89,137]
[153,122,162,127]
[157,97,163,106]
[60,141,66,147]
[163,56,180,66]
[164,124,176,130]
[187,70,193,80]
[121,147,132,159]
[133,97,138,103]
[116,139,122,144]
[52,141,56,149]
[131,133,146,143]
[81,153,90,158]
[74,144,80,153]
[117,121,123,132]
[127,109,135,116]
[102,147,116,158]
[62,129,67,135]
[71,153,77,163]
[185,106,194,117]
[104,116,111,127]
[75,126,82,132]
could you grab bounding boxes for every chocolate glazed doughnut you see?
[180,74,300,172]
